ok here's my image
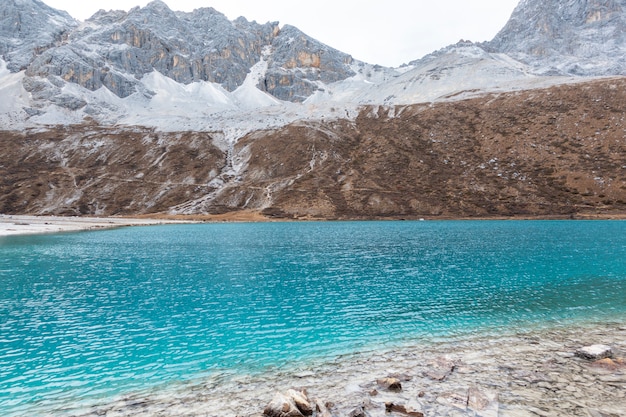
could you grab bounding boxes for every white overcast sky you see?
[44,0,521,67]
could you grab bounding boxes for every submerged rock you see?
[425,356,456,381]
[468,387,499,417]
[347,405,368,417]
[575,345,613,361]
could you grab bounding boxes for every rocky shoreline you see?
[70,320,625,417]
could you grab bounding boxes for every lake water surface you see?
[1,220,625,415]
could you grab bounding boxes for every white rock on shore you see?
[576,345,614,361]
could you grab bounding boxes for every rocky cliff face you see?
[3,0,626,127]
[0,0,77,72]
[1,0,357,108]
[263,25,354,102]
[485,0,626,75]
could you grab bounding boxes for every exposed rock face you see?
[263,25,355,102]
[485,0,626,75]
[0,0,77,72]
[2,0,626,124]
[2,0,356,106]
[25,1,280,99]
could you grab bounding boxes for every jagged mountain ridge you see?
[0,0,77,72]
[485,0,626,75]
[2,0,625,133]
[1,0,357,108]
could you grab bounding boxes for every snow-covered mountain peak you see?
[1,0,626,135]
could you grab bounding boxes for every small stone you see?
[436,391,468,410]
[424,357,456,381]
[376,377,403,392]
[390,373,413,382]
[591,357,625,371]
[575,345,613,360]
[425,370,450,381]
[384,402,424,417]
[263,392,303,417]
[466,386,500,417]
[286,389,313,416]
[467,387,490,410]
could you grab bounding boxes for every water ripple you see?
[1,221,625,416]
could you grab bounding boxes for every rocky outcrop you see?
[263,25,355,102]
[3,0,356,106]
[484,0,626,75]
[0,0,77,72]
[25,1,280,98]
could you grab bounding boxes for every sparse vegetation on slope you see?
[1,78,625,219]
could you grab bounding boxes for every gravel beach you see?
[73,321,625,417]
[0,215,186,236]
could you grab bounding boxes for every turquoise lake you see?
[1,220,625,415]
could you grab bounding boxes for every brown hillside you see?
[1,78,625,219]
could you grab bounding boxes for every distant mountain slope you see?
[329,42,542,105]
[484,0,626,75]
[2,78,624,219]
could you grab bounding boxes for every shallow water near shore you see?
[1,220,625,416]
